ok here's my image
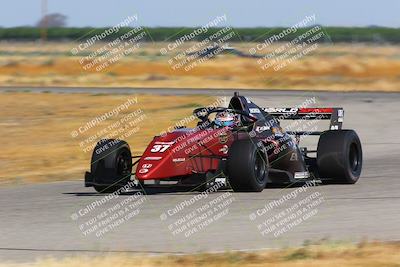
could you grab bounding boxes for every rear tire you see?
[317,130,362,184]
[91,139,132,192]
[227,139,268,192]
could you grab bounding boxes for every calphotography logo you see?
[70,182,147,238]
[159,182,235,238]
[72,14,148,72]
[249,181,325,237]
[160,14,227,55]
[248,14,331,72]
[161,14,238,72]
[70,96,148,154]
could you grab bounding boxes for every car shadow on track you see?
[63,187,231,196]
[63,182,313,196]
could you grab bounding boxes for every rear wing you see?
[263,107,344,134]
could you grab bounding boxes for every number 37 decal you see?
[150,144,171,153]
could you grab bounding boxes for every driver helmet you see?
[214,111,238,128]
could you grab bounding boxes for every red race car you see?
[85,92,362,193]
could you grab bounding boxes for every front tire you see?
[91,139,132,193]
[317,130,362,184]
[227,139,268,192]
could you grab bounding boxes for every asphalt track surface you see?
[1,87,399,262]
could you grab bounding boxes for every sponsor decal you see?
[299,108,333,114]
[338,109,344,122]
[294,171,310,179]
[139,163,152,174]
[219,144,229,154]
[264,107,298,113]
[142,163,152,168]
[214,177,227,185]
[219,132,228,144]
[249,108,261,114]
[271,126,284,137]
[144,156,162,160]
[151,144,171,153]
[172,158,185,162]
[255,125,270,133]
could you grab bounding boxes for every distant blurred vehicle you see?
[187,44,264,58]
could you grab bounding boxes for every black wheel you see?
[317,130,362,184]
[91,139,132,193]
[227,139,268,192]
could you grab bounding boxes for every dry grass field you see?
[0,92,218,185]
[0,42,399,91]
[1,241,399,267]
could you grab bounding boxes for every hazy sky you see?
[1,0,399,28]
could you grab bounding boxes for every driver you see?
[214,111,239,128]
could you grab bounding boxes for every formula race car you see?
[85,92,362,193]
